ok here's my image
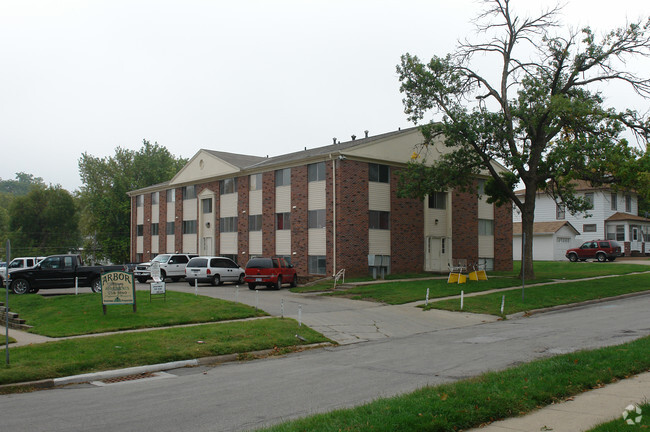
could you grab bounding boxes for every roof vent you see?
[364,130,369,138]
[333,138,337,144]
[351,135,356,141]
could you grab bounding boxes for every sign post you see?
[5,240,10,365]
[101,271,136,314]
[149,261,165,302]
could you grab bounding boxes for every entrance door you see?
[201,237,212,256]
[426,237,449,272]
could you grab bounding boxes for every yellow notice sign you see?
[101,271,136,306]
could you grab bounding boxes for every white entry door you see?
[426,237,449,272]
[201,237,212,256]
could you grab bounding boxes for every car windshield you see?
[246,258,273,269]
[152,255,171,263]
[187,258,208,268]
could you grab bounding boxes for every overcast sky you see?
[1,0,647,192]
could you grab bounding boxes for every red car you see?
[566,240,623,262]
[244,257,297,290]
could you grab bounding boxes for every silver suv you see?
[134,253,197,283]
[185,256,245,286]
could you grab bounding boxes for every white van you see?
[0,256,45,287]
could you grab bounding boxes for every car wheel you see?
[596,253,606,262]
[568,253,578,262]
[11,279,30,295]
[238,273,245,285]
[91,278,102,293]
[160,270,167,281]
[137,277,148,284]
[30,288,39,294]
[290,275,297,288]
[211,275,221,286]
[171,277,181,282]
[274,277,282,290]
[248,283,257,290]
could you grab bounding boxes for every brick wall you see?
[143,193,152,261]
[174,187,183,253]
[391,168,424,273]
[130,196,137,261]
[262,172,276,256]
[325,160,334,276]
[494,201,513,271]
[451,186,479,265]
[237,176,248,265]
[159,191,167,253]
[291,166,308,275]
[336,160,369,276]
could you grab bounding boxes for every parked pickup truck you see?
[0,256,45,287]
[8,254,126,295]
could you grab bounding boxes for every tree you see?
[0,172,45,195]
[78,140,187,263]
[396,0,650,279]
[8,186,80,256]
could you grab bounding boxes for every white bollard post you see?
[255,289,259,310]
[235,285,239,302]
[298,305,302,327]
[281,299,284,318]
[75,277,78,295]
[425,288,430,306]
[500,295,505,314]
[460,290,464,310]
[195,279,198,296]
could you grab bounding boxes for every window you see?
[477,179,485,196]
[428,192,446,209]
[611,193,617,210]
[308,209,326,229]
[308,256,326,275]
[220,178,237,195]
[151,192,159,205]
[151,223,159,236]
[584,192,594,207]
[556,237,571,243]
[182,220,197,234]
[556,204,565,220]
[616,225,625,241]
[276,212,291,230]
[369,163,390,183]
[202,198,212,214]
[369,210,390,230]
[136,195,144,207]
[308,162,326,182]
[167,189,175,203]
[220,217,238,233]
[183,185,196,200]
[625,195,632,212]
[249,214,262,231]
[166,221,175,235]
[478,219,494,236]
[136,224,144,236]
[583,224,597,233]
[275,168,291,186]
[250,173,263,191]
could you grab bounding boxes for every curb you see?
[507,290,650,319]
[0,342,332,393]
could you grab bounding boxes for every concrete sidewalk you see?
[467,371,650,432]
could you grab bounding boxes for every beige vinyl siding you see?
[424,208,448,237]
[183,234,197,253]
[369,230,391,255]
[167,199,175,252]
[249,231,262,255]
[166,235,174,253]
[478,197,494,219]
[151,236,159,254]
[308,228,326,255]
[220,194,237,217]
[276,230,291,255]
[276,185,291,213]
[368,182,390,211]
[220,232,238,254]
[136,236,143,254]
[137,205,144,225]
[151,204,159,223]
[249,189,262,215]
[308,181,326,209]
[183,198,197,220]
[478,236,494,258]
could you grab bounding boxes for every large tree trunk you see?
[519,190,536,280]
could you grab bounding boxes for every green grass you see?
[494,260,650,280]
[0,318,329,387]
[586,402,649,431]
[258,336,650,432]
[0,289,267,337]
[322,277,552,305]
[426,273,650,316]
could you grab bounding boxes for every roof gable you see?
[170,150,265,186]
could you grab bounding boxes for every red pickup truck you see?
[244,257,297,290]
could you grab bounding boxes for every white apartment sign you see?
[101,271,136,313]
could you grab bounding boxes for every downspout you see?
[331,154,337,275]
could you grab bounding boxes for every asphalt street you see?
[3,283,649,432]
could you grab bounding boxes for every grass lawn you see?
[322,277,553,305]
[258,336,650,432]
[586,402,649,431]
[426,273,650,316]
[495,260,650,280]
[0,289,267,337]
[0,318,329,387]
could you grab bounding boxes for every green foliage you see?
[78,140,187,263]
[396,1,650,278]
[7,185,80,256]
[0,172,45,195]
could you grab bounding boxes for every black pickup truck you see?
[8,254,126,295]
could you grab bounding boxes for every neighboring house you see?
[513,221,580,261]
[513,181,650,258]
[128,127,513,278]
